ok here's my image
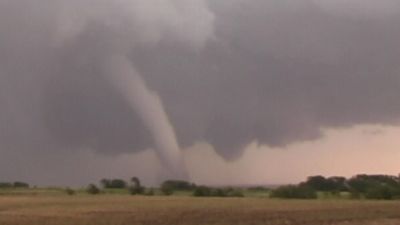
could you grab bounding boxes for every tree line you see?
[84,178,244,197]
[2,174,400,200]
[0,182,29,189]
[271,174,400,200]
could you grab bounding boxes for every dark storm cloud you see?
[136,0,400,158]
[1,0,400,166]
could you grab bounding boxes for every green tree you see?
[131,177,141,187]
[144,188,155,196]
[100,179,127,189]
[161,180,196,191]
[65,188,76,196]
[110,179,127,189]
[0,182,13,188]
[13,182,29,188]
[271,185,317,199]
[100,179,111,188]
[129,177,144,195]
[193,186,212,197]
[86,184,100,195]
[161,183,174,196]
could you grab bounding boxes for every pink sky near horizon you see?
[185,125,400,186]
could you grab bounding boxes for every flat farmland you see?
[0,196,399,225]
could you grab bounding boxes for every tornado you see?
[104,54,187,179]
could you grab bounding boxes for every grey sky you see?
[1,0,400,185]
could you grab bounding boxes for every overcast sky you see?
[1,0,400,186]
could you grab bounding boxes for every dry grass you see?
[0,195,399,225]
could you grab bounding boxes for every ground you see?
[0,194,400,225]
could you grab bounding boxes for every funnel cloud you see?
[1,0,400,183]
[104,54,187,179]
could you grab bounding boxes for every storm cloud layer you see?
[1,0,400,173]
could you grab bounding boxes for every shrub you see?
[346,175,400,200]
[129,185,145,195]
[128,177,144,195]
[247,186,270,192]
[65,188,76,196]
[210,188,227,197]
[110,179,127,189]
[193,186,212,197]
[161,184,174,196]
[226,189,244,197]
[144,188,155,196]
[348,175,400,193]
[303,176,348,192]
[271,185,317,199]
[365,186,393,200]
[100,179,111,189]
[100,179,127,189]
[349,190,362,199]
[86,184,100,195]
[161,180,196,191]
[0,182,13,189]
[13,182,29,188]
[193,186,244,198]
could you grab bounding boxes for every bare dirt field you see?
[0,195,400,225]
